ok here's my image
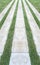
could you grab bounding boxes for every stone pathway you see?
[9,0,31,65]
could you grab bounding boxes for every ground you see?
[0,0,40,65]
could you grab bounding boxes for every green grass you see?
[25,0,40,28]
[0,0,15,29]
[29,0,40,13]
[0,0,19,65]
[22,0,40,65]
[0,0,11,13]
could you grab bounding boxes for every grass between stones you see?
[0,0,19,65]
[21,0,40,65]
[25,0,40,29]
[0,0,11,13]
[0,0,15,29]
[29,0,40,13]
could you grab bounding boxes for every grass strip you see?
[21,0,40,65]
[0,0,15,29]
[25,0,40,28]
[0,0,19,65]
[0,0,11,13]
[29,0,40,13]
